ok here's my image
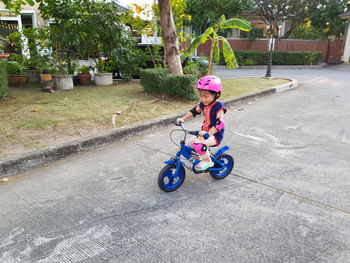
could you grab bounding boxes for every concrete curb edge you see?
[0,78,298,179]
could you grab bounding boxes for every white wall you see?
[341,23,350,63]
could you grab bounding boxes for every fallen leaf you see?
[32,107,41,112]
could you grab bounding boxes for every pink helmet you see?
[196,75,222,93]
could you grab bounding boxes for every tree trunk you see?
[207,38,214,75]
[158,0,183,75]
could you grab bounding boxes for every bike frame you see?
[164,140,230,171]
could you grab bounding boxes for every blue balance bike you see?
[158,122,234,192]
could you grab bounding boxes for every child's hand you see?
[199,131,209,139]
[176,118,184,124]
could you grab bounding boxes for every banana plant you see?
[184,15,252,74]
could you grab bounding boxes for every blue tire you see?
[210,154,234,180]
[158,164,186,192]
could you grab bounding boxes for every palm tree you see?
[185,15,252,74]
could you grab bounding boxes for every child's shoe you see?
[195,161,214,171]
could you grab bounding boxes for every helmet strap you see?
[206,92,221,106]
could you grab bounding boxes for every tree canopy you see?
[185,0,251,29]
[310,0,349,38]
[252,0,349,39]
[1,0,35,13]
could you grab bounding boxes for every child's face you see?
[199,90,215,106]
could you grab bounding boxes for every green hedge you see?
[0,61,8,100]
[220,51,323,66]
[140,68,198,100]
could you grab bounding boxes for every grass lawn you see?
[0,78,289,158]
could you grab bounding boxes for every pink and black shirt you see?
[198,100,227,144]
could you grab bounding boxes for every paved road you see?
[214,65,350,82]
[1,68,350,262]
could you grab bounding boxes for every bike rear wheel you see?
[158,164,186,192]
[210,154,234,180]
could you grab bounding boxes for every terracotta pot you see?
[7,75,28,87]
[40,80,54,89]
[0,54,10,60]
[40,74,52,81]
[78,73,91,85]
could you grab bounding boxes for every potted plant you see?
[40,69,52,81]
[78,65,92,85]
[39,3,77,90]
[22,28,51,83]
[68,61,80,86]
[0,53,10,60]
[40,69,54,91]
[52,60,74,90]
[63,0,136,86]
[94,58,113,86]
[2,29,50,83]
[25,57,49,83]
[6,61,28,87]
[109,44,146,81]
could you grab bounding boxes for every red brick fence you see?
[185,39,344,64]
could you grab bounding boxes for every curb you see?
[214,65,326,69]
[0,78,298,179]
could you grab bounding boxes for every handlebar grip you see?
[173,120,184,127]
[189,130,199,136]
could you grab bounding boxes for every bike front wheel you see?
[210,154,234,180]
[158,164,186,192]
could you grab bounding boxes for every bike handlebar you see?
[173,121,199,136]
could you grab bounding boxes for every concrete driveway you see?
[0,67,349,262]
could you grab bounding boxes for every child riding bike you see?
[176,75,227,171]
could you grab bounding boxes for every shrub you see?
[6,61,26,75]
[140,68,168,94]
[164,74,198,100]
[0,61,8,100]
[219,51,323,66]
[183,61,201,76]
[289,21,327,40]
[140,68,198,100]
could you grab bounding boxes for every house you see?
[183,12,291,39]
[339,11,350,63]
[0,1,129,54]
[0,3,43,36]
[227,13,292,39]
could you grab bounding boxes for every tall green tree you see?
[184,15,252,74]
[153,0,191,46]
[121,3,155,36]
[310,0,349,38]
[251,0,349,39]
[185,0,251,29]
